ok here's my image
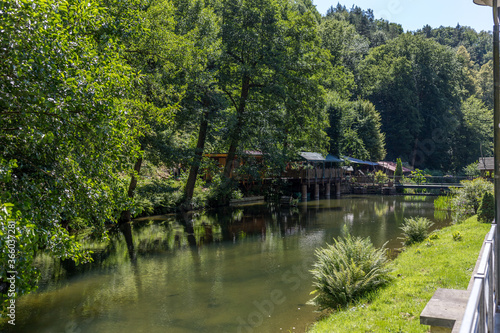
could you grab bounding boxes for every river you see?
[5,195,450,333]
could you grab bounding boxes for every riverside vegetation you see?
[308,179,493,332]
[308,216,490,332]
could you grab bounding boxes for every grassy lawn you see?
[308,216,492,333]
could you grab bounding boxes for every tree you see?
[476,60,494,109]
[171,0,227,206]
[0,0,139,310]
[451,97,493,168]
[359,34,464,169]
[218,0,330,195]
[325,94,386,161]
[319,18,368,80]
[394,158,403,183]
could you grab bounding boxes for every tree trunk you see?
[223,75,251,180]
[184,109,210,204]
[119,156,143,225]
[411,138,419,167]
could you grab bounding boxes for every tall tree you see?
[218,0,330,192]
[170,0,227,206]
[359,34,464,169]
[116,0,189,223]
[325,94,385,161]
[452,97,493,168]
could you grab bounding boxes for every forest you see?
[0,0,495,309]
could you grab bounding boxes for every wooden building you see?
[478,157,494,177]
[377,161,412,177]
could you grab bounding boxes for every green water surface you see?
[5,195,449,333]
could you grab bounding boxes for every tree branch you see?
[221,87,239,111]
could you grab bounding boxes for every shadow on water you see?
[3,195,451,333]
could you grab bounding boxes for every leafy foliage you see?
[463,161,481,178]
[359,33,474,170]
[400,217,434,246]
[0,0,141,311]
[451,178,493,223]
[452,231,463,241]
[310,233,392,310]
[325,94,385,161]
[374,171,388,184]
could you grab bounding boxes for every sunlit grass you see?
[308,216,490,333]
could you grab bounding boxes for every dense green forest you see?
[0,0,495,309]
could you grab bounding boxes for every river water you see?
[5,195,449,333]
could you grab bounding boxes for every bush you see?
[434,195,453,211]
[309,234,392,310]
[452,231,463,241]
[451,178,493,223]
[374,170,388,184]
[400,217,434,246]
[478,192,495,223]
[463,161,480,178]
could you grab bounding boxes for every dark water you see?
[5,195,449,333]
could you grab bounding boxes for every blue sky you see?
[313,0,495,33]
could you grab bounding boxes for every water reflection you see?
[4,195,450,333]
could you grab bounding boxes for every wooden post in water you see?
[325,182,331,198]
[302,184,308,202]
[314,183,320,200]
[336,181,341,197]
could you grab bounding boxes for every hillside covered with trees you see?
[0,0,495,308]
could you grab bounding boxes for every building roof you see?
[343,156,378,166]
[378,161,412,173]
[244,150,263,156]
[478,157,494,170]
[299,152,325,162]
[205,150,263,158]
[325,154,343,163]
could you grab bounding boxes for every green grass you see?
[308,216,491,333]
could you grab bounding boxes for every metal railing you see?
[460,224,497,333]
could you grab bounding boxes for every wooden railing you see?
[459,224,497,333]
[281,168,343,181]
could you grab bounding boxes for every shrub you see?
[452,231,463,241]
[463,161,480,178]
[451,178,493,223]
[375,170,389,184]
[400,217,434,246]
[309,234,392,310]
[478,192,495,223]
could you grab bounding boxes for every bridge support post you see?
[336,182,341,197]
[301,184,307,202]
[314,184,320,200]
[325,183,331,198]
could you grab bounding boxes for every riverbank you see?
[307,215,491,333]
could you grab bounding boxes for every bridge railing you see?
[459,224,497,333]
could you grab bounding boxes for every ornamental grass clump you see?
[400,217,433,246]
[309,234,392,310]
